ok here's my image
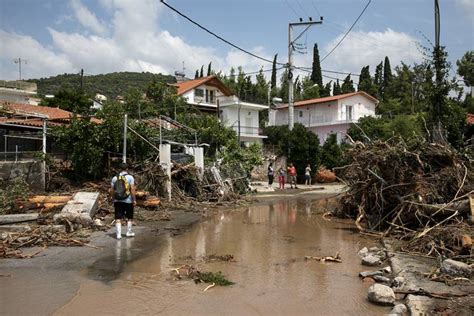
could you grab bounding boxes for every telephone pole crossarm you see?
[287,19,322,131]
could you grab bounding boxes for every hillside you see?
[28,71,177,99]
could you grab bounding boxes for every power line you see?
[320,0,372,63]
[160,0,284,66]
[311,1,322,17]
[284,0,300,18]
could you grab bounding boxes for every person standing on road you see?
[278,167,286,190]
[110,162,137,239]
[305,164,312,186]
[267,162,274,189]
[287,163,298,189]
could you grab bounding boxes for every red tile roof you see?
[172,75,233,96]
[0,101,73,120]
[277,91,379,109]
[467,113,474,125]
[0,101,101,128]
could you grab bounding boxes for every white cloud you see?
[70,0,107,35]
[320,29,422,79]
[0,0,271,80]
[456,0,474,21]
[0,30,74,79]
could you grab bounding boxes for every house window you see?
[299,110,303,117]
[195,89,204,97]
[345,105,353,120]
[209,90,215,103]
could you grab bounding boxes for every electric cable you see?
[320,0,372,62]
[160,0,284,66]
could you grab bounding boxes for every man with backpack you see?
[110,162,136,239]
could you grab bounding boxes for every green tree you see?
[321,81,332,97]
[207,62,212,76]
[279,69,289,102]
[271,54,278,96]
[383,56,393,99]
[310,43,323,87]
[195,70,199,79]
[320,134,343,170]
[302,75,320,99]
[41,88,92,114]
[374,61,383,98]
[200,65,204,78]
[341,74,355,93]
[456,51,474,87]
[146,79,189,117]
[333,79,342,96]
[358,65,376,96]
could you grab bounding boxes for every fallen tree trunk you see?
[27,196,72,204]
[136,198,160,208]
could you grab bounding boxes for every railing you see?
[1,151,42,162]
[230,125,264,136]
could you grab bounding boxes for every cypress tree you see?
[271,54,278,91]
[374,61,383,98]
[383,56,393,98]
[341,74,355,93]
[207,62,212,76]
[333,79,341,95]
[320,81,332,97]
[358,65,373,94]
[310,43,323,87]
[200,65,204,78]
[195,70,199,79]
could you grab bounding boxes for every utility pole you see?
[14,58,27,81]
[122,114,128,163]
[288,18,323,130]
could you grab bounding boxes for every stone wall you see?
[251,155,287,181]
[0,160,45,191]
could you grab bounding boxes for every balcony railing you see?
[230,125,264,136]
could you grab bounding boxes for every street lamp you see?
[13,58,27,81]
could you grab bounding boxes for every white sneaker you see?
[126,221,135,237]
[116,234,122,240]
[115,222,122,239]
[126,231,135,237]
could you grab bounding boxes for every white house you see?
[269,91,378,143]
[0,80,38,105]
[173,76,267,145]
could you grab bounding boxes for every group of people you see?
[267,162,312,190]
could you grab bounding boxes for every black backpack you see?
[113,173,130,200]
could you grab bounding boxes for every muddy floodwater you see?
[51,197,387,315]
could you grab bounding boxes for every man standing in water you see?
[287,163,298,189]
[110,162,137,239]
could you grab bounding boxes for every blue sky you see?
[0,0,473,83]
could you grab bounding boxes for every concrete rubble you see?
[53,192,99,228]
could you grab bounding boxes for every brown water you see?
[56,197,389,315]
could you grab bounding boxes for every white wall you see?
[0,88,36,105]
[273,94,376,127]
[182,84,226,106]
[221,107,260,135]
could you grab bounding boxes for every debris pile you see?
[315,167,337,183]
[133,160,248,203]
[171,265,234,288]
[337,138,473,260]
[1,227,93,259]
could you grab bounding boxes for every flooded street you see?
[55,196,388,315]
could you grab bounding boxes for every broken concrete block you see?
[367,284,395,305]
[362,254,382,266]
[441,259,472,278]
[0,213,38,224]
[54,192,99,227]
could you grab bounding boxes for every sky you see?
[0,0,473,84]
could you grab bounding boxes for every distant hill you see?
[28,72,177,99]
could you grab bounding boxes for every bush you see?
[320,134,343,170]
[0,177,29,214]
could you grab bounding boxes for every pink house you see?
[269,91,379,143]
